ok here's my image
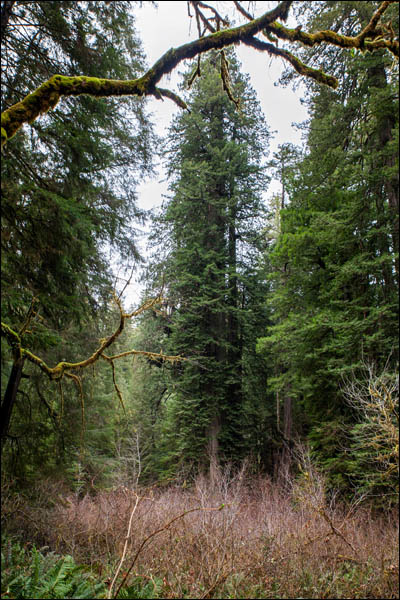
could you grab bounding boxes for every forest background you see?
[1,2,398,599]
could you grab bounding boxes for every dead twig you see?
[107,492,141,599]
[112,503,226,599]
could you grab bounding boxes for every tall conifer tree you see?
[258,0,399,490]
[147,52,271,476]
[1,1,154,475]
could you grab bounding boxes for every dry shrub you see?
[2,463,398,599]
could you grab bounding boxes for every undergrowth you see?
[1,461,398,599]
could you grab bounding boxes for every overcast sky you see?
[123,1,309,305]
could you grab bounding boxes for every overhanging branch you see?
[265,1,399,56]
[4,1,397,147]
[1,294,185,383]
[242,37,338,88]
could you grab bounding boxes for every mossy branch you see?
[242,36,338,88]
[151,87,188,110]
[233,0,398,82]
[265,1,399,57]
[220,50,241,109]
[1,2,397,144]
[1,294,188,448]
[0,0,333,148]
[1,294,186,383]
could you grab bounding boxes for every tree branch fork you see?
[1,294,185,378]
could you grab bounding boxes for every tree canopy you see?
[1,1,398,378]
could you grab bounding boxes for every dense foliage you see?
[1,0,154,481]
[136,52,273,477]
[1,0,398,505]
[1,2,398,598]
[258,0,399,499]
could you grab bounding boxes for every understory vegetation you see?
[2,462,399,599]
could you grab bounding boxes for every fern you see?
[116,576,163,599]
[1,536,106,599]
[31,546,41,594]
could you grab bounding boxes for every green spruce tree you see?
[1,1,154,478]
[146,51,271,478]
[258,0,399,492]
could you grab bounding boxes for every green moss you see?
[136,70,156,95]
[85,77,103,92]
[1,8,394,148]
[1,110,10,129]
[1,322,21,344]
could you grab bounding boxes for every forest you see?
[1,1,398,598]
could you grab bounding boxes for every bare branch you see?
[65,372,85,446]
[113,502,227,598]
[191,2,217,34]
[1,1,395,150]
[107,492,141,599]
[232,1,254,22]
[102,355,126,414]
[192,1,230,28]
[18,297,39,337]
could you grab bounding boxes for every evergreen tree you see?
[1,1,154,476]
[146,52,271,477]
[258,0,399,491]
[1,1,153,323]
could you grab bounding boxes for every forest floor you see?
[1,469,399,599]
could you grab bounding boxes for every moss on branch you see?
[1,294,187,446]
[268,20,399,56]
[1,0,397,148]
[0,1,311,148]
[243,37,338,88]
[234,0,398,86]
[1,74,151,148]
[102,349,186,363]
[266,1,399,57]
[0,295,172,381]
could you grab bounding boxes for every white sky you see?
[123,1,309,305]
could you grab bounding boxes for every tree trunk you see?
[226,217,243,438]
[367,61,399,285]
[281,391,293,481]
[209,413,221,488]
[1,0,15,40]
[1,356,25,446]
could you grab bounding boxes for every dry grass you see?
[2,467,398,599]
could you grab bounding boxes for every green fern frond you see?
[1,537,106,599]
